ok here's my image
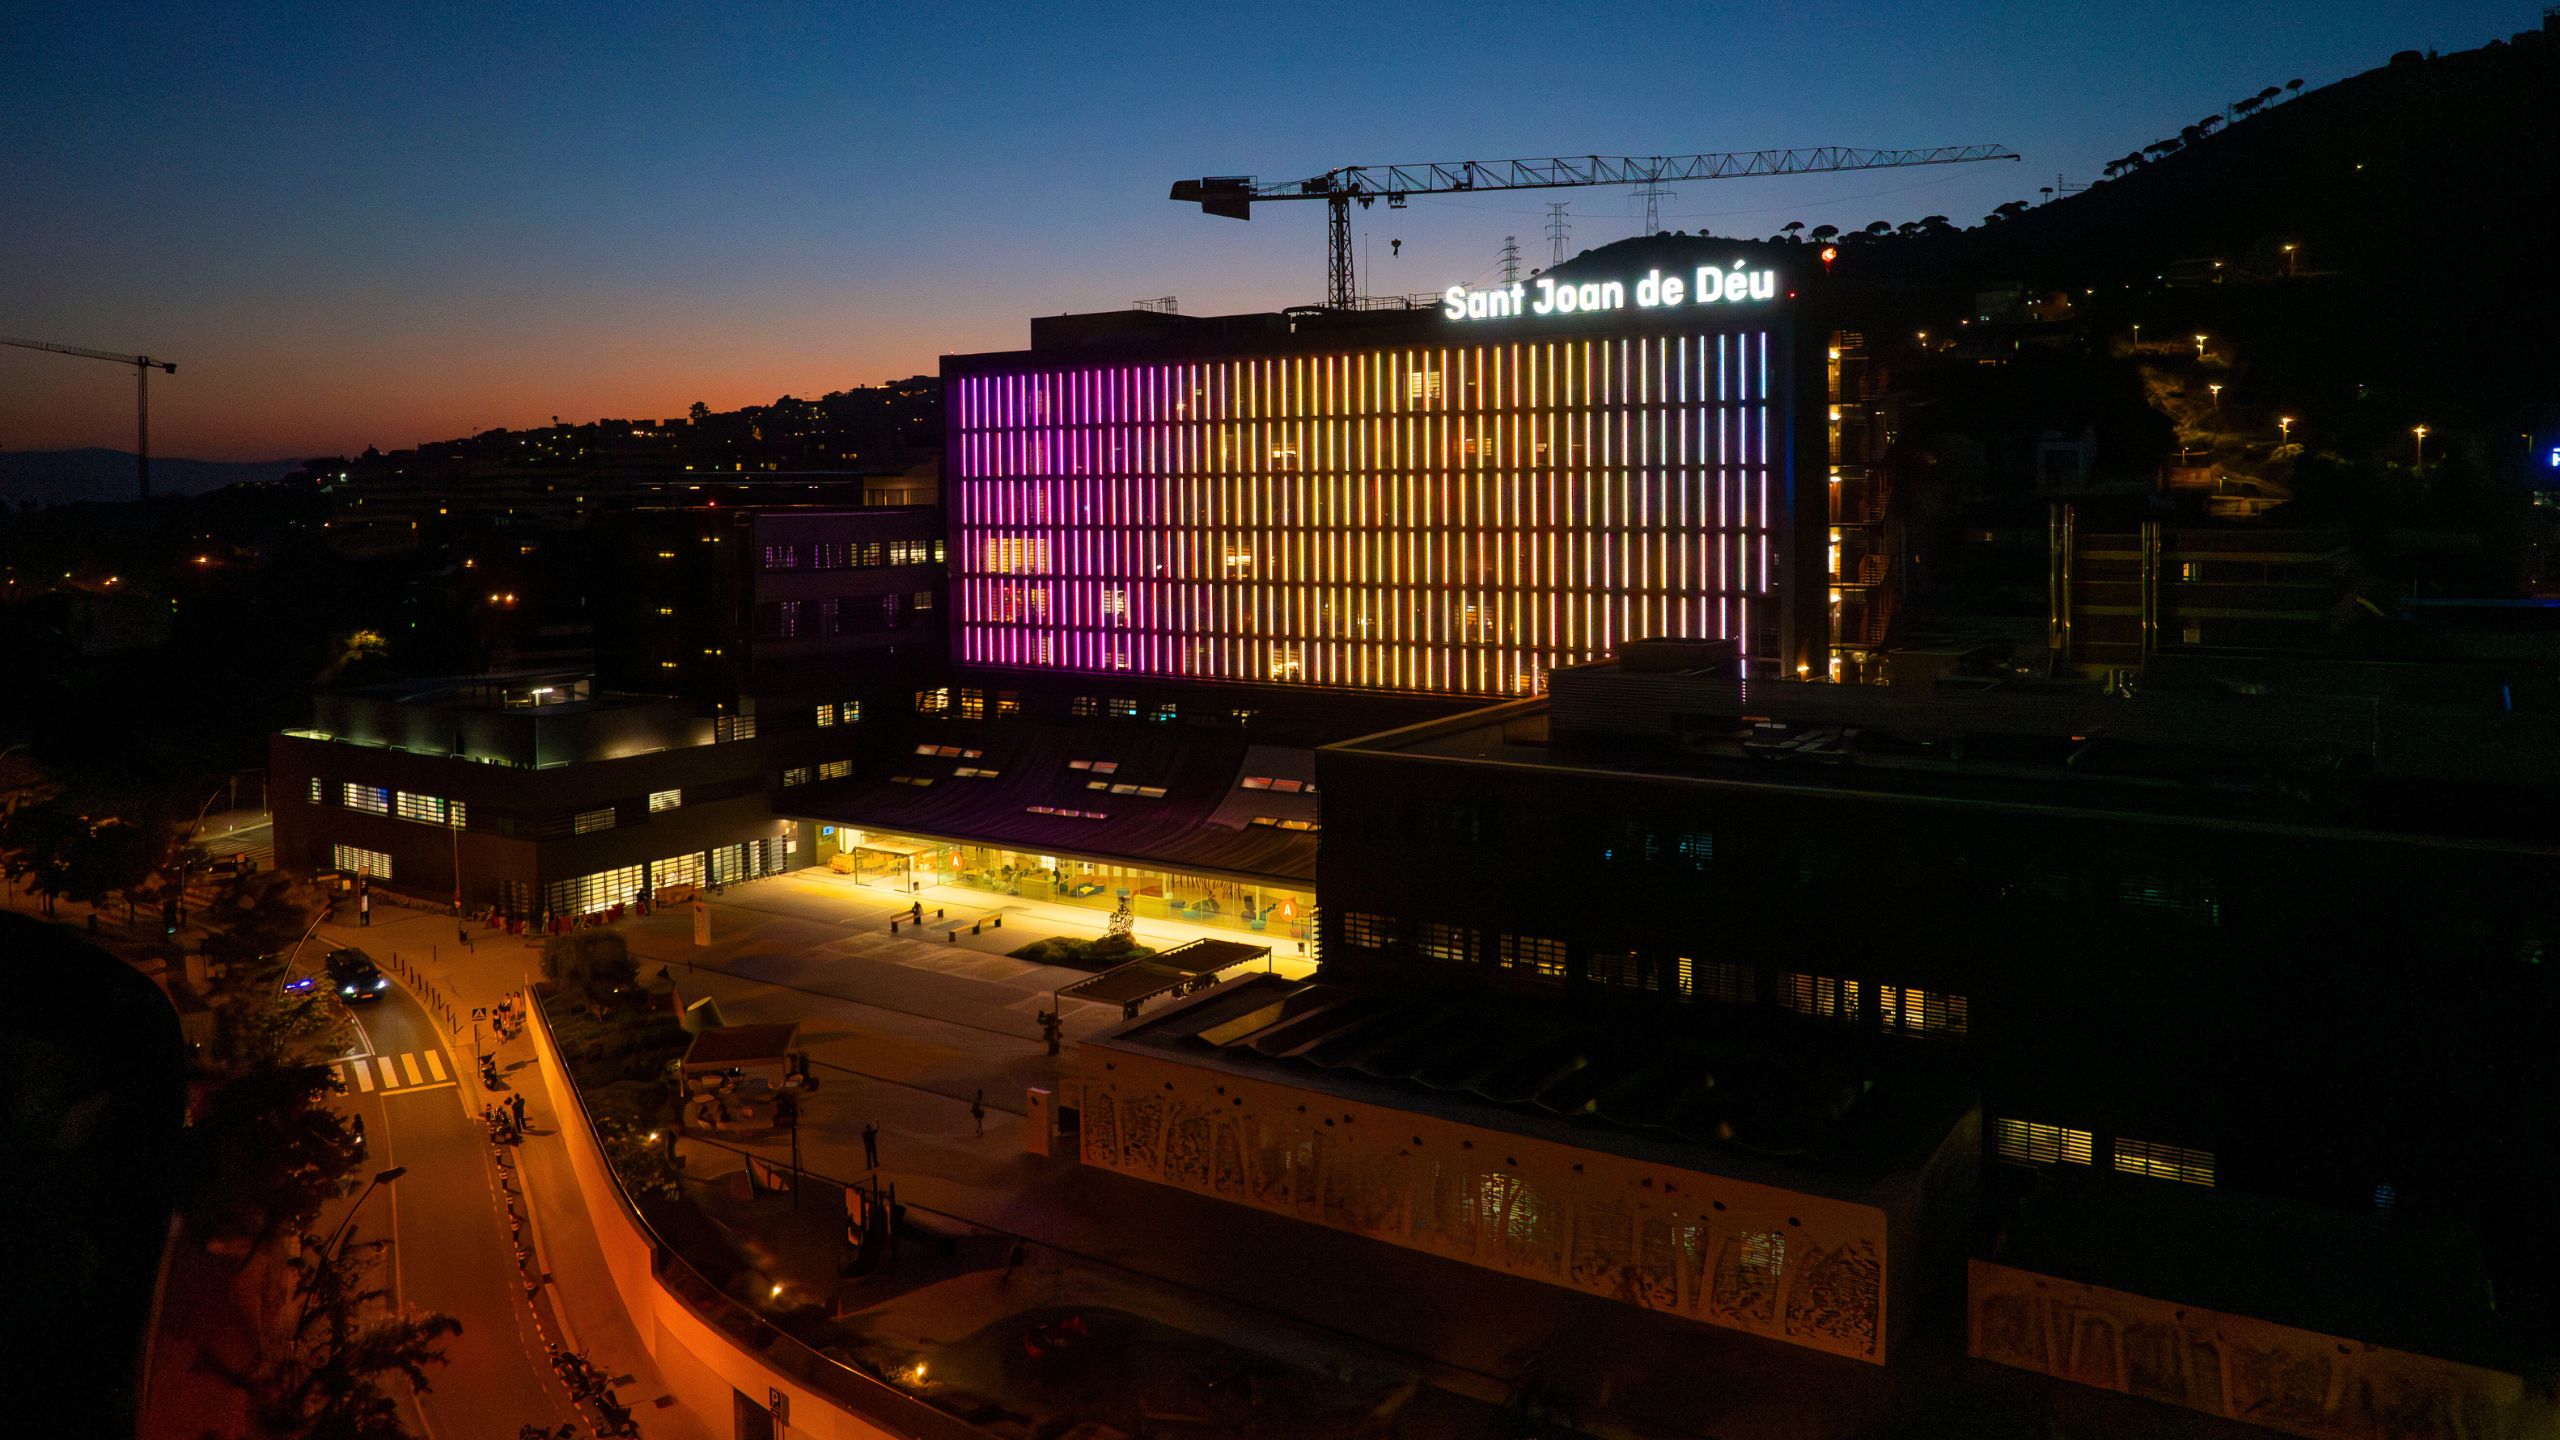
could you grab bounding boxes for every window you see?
[1779,972,1864,1022]
[915,687,951,716]
[1995,1118,2094,1168]
[1024,805,1106,819]
[1340,912,1396,949]
[888,774,933,786]
[1587,950,1645,989]
[1067,759,1119,774]
[649,789,682,813]
[1249,815,1317,831]
[1070,695,1099,717]
[649,852,704,891]
[818,759,853,781]
[1739,1230,1785,1279]
[2114,1138,2215,1186]
[307,777,322,804]
[1500,934,1568,979]
[1414,922,1475,965]
[762,544,800,570]
[1408,368,1442,401]
[1106,697,1139,720]
[341,783,389,816]
[816,703,837,727]
[782,767,811,787]
[994,693,1019,717]
[959,689,986,721]
[954,766,1001,778]
[914,744,981,759]
[333,844,392,878]
[1677,957,1755,1004]
[1093,782,1168,798]
[840,699,863,724]
[395,792,464,828]
[1880,986,1969,1037]
[912,589,934,611]
[544,864,645,916]
[573,807,616,834]
[1240,776,1314,794]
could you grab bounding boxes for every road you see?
[317,978,584,1438]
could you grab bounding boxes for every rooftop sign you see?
[1442,263,1780,323]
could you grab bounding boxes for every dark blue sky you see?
[1,2,2528,459]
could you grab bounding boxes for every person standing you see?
[970,1089,987,1138]
[862,1120,881,1170]
[511,1092,527,1132]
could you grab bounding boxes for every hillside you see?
[0,449,304,508]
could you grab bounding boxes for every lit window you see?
[953,766,1000,779]
[1500,934,1568,980]
[1240,776,1311,794]
[1676,957,1756,1004]
[1248,815,1316,831]
[841,700,863,723]
[959,689,986,721]
[1340,912,1395,949]
[395,792,461,828]
[816,703,837,727]
[1106,697,1138,720]
[818,759,852,781]
[306,777,323,804]
[1587,950,1644,989]
[649,789,682,812]
[1778,972,1864,1022]
[1995,1118,2094,1168]
[573,807,615,834]
[781,767,811,787]
[1880,985,1969,1037]
[1414,922,1475,965]
[915,688,951,716]
[1024,805,1106,819]
[1067,759,1119,774]
[2114,1138,2215,1186]
[341,784,389,816]
[333,844,393,879]
[888,774,932,787]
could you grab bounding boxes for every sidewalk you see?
[313,905,714,1440]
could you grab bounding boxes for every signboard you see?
[692,896,710,947]
[1443,263,1780,322]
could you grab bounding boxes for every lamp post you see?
[295,1166,406,1344]
[2194,333,2209,359]
[2278,416,2294,445]
[2282,243,2298,276]
[2208,383,2223,409]
[2413,425,2430,469]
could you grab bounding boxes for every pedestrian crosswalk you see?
[338,1049,452,1095]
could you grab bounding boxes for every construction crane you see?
[2,336,179,500]
[1173,145,2022,309]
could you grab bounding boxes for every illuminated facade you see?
[948,311,1813,697]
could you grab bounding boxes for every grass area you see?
[1007,935,1155,971]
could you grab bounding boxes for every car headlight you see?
[341,985,357,995]
[374,977,389,990]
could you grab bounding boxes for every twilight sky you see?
[1,1,2528,461]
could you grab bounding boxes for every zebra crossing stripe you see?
[377,1057,402,1089]
[401,1053,425,1086]
[424,1051,447,1082]
[348,1060,374,1092]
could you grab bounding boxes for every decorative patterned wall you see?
[1075,1047,1890,1362]
[1968,1261,2535,1439]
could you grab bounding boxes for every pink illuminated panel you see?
[951,333,1779,697]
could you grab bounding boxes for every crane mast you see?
[3,336,179,501]
[1174,144,2022,309]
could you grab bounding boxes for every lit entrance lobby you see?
[808,824,1315,948]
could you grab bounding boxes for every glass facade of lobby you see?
[815,824,1312,946]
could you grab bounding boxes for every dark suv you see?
[325,948,388,1003]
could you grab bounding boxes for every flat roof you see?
[1329,662,2560,852]
[682,1022,800,1070]
[1090,972,1971,1200]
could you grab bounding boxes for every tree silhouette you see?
[1780,220,1806,235]
[1809,223,1840,242]
[687,400,710,423]
[236,1231,461,1440]
[2285,78,2304,97]
[1863,220,1892,236]
[2198,114,2225,135]
[2232,96,2262,119]
[2256,85,2282,102]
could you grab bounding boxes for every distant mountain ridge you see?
[0,448,304,507]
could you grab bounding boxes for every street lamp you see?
[2208,383,2223,408]
[295,1166,406,1339]
[2278,416,2295,444]
[2194,333,2209,359]
[2413,425,2430,468]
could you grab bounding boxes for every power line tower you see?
[1545,202,1572,267]
[1498,236,1522,284]
[1633,183,1674,235]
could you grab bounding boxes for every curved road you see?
[317,981,586,1437]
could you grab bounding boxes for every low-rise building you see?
[269,671,791,916]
